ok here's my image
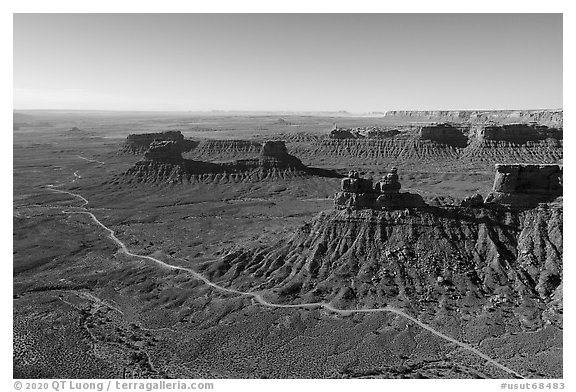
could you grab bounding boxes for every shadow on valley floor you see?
[303,166,344,178]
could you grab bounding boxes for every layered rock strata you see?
[473,124,562,143]
[186,140,262,161]
[201,204,562,331]
[419,123,468,147]
[288,123,562,166]
[197,163,562,331]
[144,140,184,162]
[334,169,426,210]
[120,140,321,185]
[385,109,563,127]
[485,164,562,208]
[122,131,197,154]
[329,126,403,139]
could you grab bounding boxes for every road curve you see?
[44,162,525,379]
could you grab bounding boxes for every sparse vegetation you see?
[13,111,562,378]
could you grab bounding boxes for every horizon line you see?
[13,108,564,114]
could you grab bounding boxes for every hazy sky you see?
[13,14,562,112]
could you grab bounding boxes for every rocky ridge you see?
[473,124,562,142]
[204,207,561,326]
[290,123,562,166]
[384,109,563,127]
[334,169,426,210]
[330,125,403,139]
[129,122,563,169]
[485,164,562,208]
[200,166,562,332]
[185,140,263,161]
[118,140,335,185]
[292,138,463,162]
[419,123,469,147]
[121,131,197,154]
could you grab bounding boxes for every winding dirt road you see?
[44,156,525,379]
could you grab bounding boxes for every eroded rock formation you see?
[261,140,289,157]
[292,139,463,163]
[171,115,563,168]
[474,124,562,143]
[232,140,308,172]
[288,122,562,166]
[122,131,197,154]
[186,140,262,161]
[385,109,563,127]
[200,204,562,331]
[334,168,425,210]
[192,163,563,337]
[329,125,402,139]
[419,123,468,147]
[144,140,184,162]
[118,140,329,185]
[460,193,484,207]
[485,164,562,207]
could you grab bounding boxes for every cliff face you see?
[474,124,562,142]
[322,123,561,145]
[459,139,562,163]
[288,123,562,166]
[201,206,562,330]
[291,139,463,162]
[143,140,184,162]
[198,162,562,332]
[123,140,188,184]
[485,164,562,207]
[385,109,563,127]
[329,127,403,139]
[117,140,332,185]
[419,123,468,147]
[142,120,563,168]
[333,169,426,210]
[121,131,198,154]
[186,140,262,161]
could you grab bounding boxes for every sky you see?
[13,13,563,112]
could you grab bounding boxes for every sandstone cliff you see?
[333,169,426,210]
[485,164,562,207]
[201,205,562,332]
[472,124,562,143]
[143,140,184,162]
[288,123,562,167]
[186,140,262,161]
[329,126,403,139]
[118,140,336,185]
[385,109,563,127]
[198,163,562,332]
[121,131,197,154]
[148,120,562,169]
[290,139,463,163]
[419,123,468,147]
